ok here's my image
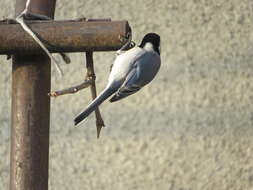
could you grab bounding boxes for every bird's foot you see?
[117,33,136,55]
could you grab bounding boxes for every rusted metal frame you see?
[0,20,131,54]
[85,51,105,138]
[10,0,56,190]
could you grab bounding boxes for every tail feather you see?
[74,87,116,126]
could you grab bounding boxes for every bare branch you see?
[48,51,105,138]
[48,78,92,97]
[86,51,105,138]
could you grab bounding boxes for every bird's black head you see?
[139,33,160,55]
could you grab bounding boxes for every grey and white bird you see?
[74,33,161,125]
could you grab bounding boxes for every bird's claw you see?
[119,34,129,43]
[129,41,136,48]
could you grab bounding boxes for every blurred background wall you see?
[1,0,253,189]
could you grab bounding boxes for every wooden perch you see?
[0,19,131,55]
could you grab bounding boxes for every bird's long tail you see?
[74,87,117,126]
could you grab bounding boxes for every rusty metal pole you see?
[10,0,56,190]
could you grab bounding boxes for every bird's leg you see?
[15,0,71,76]
[85,51,105,138]
[112,34,135,71]
[108,34,135,76]
[117,33,136,55]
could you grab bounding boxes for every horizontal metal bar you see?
[0,20,131,54]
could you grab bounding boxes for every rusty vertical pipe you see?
[10,0,56,190]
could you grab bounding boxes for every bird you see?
[74,33,161,126]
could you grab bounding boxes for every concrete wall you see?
[1,0,253,189]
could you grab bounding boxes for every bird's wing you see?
[109,63,141,102]
[110,51,161,103]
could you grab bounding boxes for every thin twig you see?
[48,79,92,97]
[86,51,105,138]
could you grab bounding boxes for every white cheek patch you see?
[143,42,154,52]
